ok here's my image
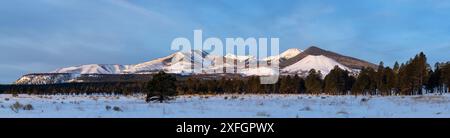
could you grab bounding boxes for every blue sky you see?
[1,0,449,83]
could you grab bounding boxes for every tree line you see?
[178,52,450,95]
[1,52,449,96]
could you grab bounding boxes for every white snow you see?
[282,55,352,76]
[1,94,450,118]
[263,48,302,61]
[53,64,131,74]
[241,67,279,76]
[14,74,79,85]
[224,53,255,62]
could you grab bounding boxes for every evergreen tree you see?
[398,52,430,95]
[305,69,323,94]
[351,68,377,95]
[247,76,261,94]
[279,76,293,94]
[146,71,177,103]
[324,66,351,95]
[380,67,397,95]
[425,69,437,93]
[294,75,306,94]
[393,61,400,73]
[434,63,444,93]
[376,61,386,95]
[442,62,450,92]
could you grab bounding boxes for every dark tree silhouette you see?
[305,69,323,95]
[146,71,177,103]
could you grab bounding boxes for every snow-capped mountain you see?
[52,64,131,74]
[263,48,302,61]
[281,46,376,69]
[50,50,210,75]
[282,55,352,76]
[224,53,255,62]
[15,73,78,85]
[123,50,209,74]
[14,46,375,84]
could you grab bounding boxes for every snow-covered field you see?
[0,94,449,118]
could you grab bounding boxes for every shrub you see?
[23,104,33,110]
[113,106,122,112]
[105,105,112,111]
[10,102,34,113]
[10,102,23,113]
[300,106,312,111]
[361,98,370,102]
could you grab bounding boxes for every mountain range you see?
[15,46,376,84]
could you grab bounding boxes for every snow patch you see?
[282,55,352,76]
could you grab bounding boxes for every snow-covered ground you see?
[0,94,449,118]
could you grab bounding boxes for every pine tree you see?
[425,69,437,93]
[247,76,261,94]
[376,61,386,95]
[294,75,306,94]
[146,71,177,103]
[417,52,431,94]
[393,61,400,73]
[351,67,377,95]
[397,52,430,95]
[305,69,323,95]
[442,62,450,92]
[433,63,444,93]
[381,67,396,95]
[185,77,196,94]
[280,76,294,94]
[324,66,350,95]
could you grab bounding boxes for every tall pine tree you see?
[324,66,351,95]
[146,71,177,103]
[305,69,323,95]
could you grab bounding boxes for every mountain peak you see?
[307,46,322,49]
[304,46,328,55]
[302,46,376,69]
[284,48,302,53]
[280,48,302,59]
[282,54,351,76]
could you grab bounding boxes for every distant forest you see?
[1,52,449,96]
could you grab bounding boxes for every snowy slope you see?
[282,55,352,75]
[15,73,78,85]
[124,50,210,74]
[263,48,302,61]
[122,52,176,74]
[241,67,279,76]
[52,64,131,74]
[224,53,256,62]
[52,50,209,75]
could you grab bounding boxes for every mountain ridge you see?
[14,46,376,84]
[280,46,377,69]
